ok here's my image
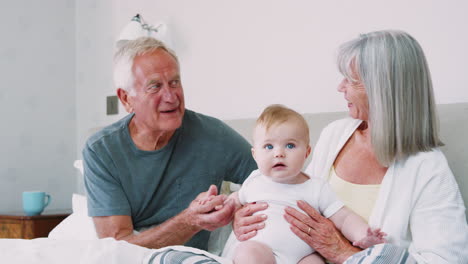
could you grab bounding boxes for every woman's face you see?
[337,68,369,121]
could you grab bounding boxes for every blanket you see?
[145,245,231,264]
[0,237,419,264]
[344,244,417,264]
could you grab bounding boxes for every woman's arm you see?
[407,158,468,263]
[284,200,361,264]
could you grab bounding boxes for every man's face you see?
[127,49,185,133]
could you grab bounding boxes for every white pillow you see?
[48,194,98,240]
[74,159,83,175]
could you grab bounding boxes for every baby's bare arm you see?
[329,206,367,241]
[227,191,242,210]
[329,206,385,248]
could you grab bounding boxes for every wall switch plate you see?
[106,95,119,115]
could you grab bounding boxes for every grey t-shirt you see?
[83,109,256,250]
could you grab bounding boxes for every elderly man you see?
[83,37,256,250]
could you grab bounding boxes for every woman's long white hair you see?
[337,30,443,166]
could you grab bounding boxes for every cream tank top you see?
[329,166,381,222]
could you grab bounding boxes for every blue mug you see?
[22,191,51,216]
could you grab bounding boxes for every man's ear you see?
[117,88,134,113]
[305,145,312,158]
[251,147,256,161]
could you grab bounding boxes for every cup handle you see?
[44,194,51,209]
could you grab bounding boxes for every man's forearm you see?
[112,185,233,249]
[120,209,202,249]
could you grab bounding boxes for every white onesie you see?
[237,169,344,264]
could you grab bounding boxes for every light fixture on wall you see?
[116,14,170,48]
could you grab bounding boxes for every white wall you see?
[0,0,76,211]
[76,0,116,133]
[106,0,468,121]
[75,0,115,193]
[2,1,467,205]
[0,0,465,210]
[77,1,468,192]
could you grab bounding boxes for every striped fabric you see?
[148,249,222,264]
[344,244,417,264]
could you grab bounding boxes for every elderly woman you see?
[228,30,468,263]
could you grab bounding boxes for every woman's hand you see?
[284,200,361,264]
[232,202,268,241]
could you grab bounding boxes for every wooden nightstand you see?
[0,211,71,239]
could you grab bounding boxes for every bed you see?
[0,172,233,263]
[1,103,467,263]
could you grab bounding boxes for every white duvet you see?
[0,192,234,264]
[0,237,232,264]
[0,237,151,264]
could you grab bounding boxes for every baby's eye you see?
[264,144,273,150]
[286,143,295,149]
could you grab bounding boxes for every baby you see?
[203,104,385,264]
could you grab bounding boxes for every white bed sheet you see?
[0,237,151,264]
[0,237,233,264]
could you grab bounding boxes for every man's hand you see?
[93,185,237,249]
[184,185,236,231]
[195,186,226,211]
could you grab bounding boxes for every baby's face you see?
[252,119,311,184]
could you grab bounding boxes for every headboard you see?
[77,103,468,219]
[225,103,468,220]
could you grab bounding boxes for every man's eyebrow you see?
[145,73,181,86]
[146,79,160,86]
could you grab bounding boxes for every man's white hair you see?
[113,37,179,96]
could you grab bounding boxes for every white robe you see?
[305,118,468,264]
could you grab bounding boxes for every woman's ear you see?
[117,88,134,113]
